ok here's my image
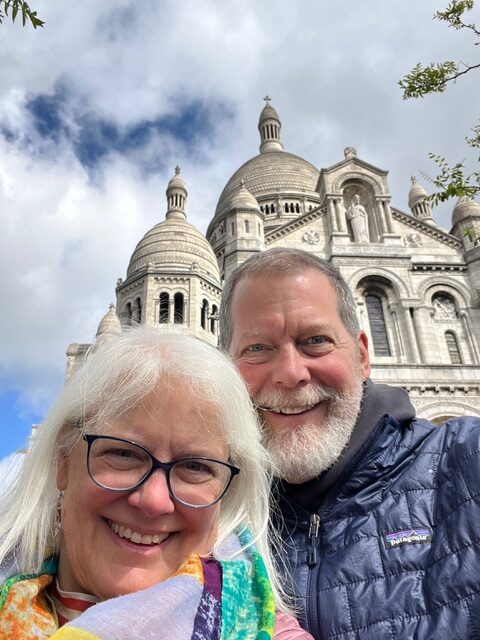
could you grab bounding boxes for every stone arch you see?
[417,279,478,365]
[159,291,169,323]
[418,401,480,421]
[418,277,471,308]
[173,292,185,324]
[201,298,209,330]
[354,273,402,361]
[348,268,409,300]
[132,297,142,324]
[332,172,384,196]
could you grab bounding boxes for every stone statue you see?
[347,194,369,242]
[344,146,357,160]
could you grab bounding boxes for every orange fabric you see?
[0,574,57,639]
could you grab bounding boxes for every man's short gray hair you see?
[219,248,360,351]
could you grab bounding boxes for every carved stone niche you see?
[342,180,376,242]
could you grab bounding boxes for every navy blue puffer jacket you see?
[275,414,480,639]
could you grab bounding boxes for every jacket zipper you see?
[303,415,390,638]
[308,513,320,567]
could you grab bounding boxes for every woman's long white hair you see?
[0,327,287,608]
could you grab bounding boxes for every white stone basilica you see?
[68,99,480,422]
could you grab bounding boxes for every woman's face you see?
[56,382,229,600]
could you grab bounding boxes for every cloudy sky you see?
[0,0,478,459]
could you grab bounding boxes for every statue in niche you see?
[346,194,370,242]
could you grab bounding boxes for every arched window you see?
[122,302,132,326]
[366,293,391,356]
[295,203,300,213]
[174,292,184,324]
[445,331,462,364]
[244,220,250,233]
[132,297,142,324]
[159,292,169,323]
[210,304,218,334]
[201,299,208,330]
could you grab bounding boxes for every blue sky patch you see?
[17,87,231,175]
[0,390,42,458]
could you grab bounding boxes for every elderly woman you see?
[0,328,311,640]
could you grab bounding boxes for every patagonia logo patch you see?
[384,527,432,549]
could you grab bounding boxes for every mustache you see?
[253,384,340,410]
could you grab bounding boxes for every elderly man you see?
[219,247,480,640]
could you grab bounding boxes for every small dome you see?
[167,165,187,191]
[408,176,429,209]
[96,304,121,339]
[228,181,260,211]
[127,168,220,281]
[258,97,283,153]
[452,196,480,227]
[259,102,280,123]
[127,218,220,281]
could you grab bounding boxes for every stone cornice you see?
[392,208,461,249]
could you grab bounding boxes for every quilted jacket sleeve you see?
[273,612,314,639]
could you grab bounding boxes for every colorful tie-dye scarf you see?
[0,532,275,640]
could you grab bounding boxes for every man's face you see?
[228,269,370,483]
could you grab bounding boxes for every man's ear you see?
[357,331,371,381]
[56,453,69,491]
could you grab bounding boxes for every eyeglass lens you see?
[87,438,232,507]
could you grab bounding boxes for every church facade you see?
[68,100,480,422]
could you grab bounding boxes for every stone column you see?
[411,305,433,364]
[400,304,421,363]
[382,199,395,234]
[460,310,480,364]
[327,197,338,232]
[356,299,367,333]
[334,198,347,233]
[387,302,405,360]
[168,298,175,323]
[375,198,388,235]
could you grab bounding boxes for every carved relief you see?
[432,296,458,320]
[302,230,320,245]
[403,233,422,247]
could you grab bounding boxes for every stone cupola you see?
[408,176,435,225]
[258,96,283,153]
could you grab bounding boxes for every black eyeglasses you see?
[83,434,240,509]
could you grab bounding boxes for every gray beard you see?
[258,378,364,483]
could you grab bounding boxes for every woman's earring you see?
[54,491,64,538]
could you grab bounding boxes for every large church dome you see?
[127,168,220,281]
[213,99,320,221]
[214,151,320,219]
